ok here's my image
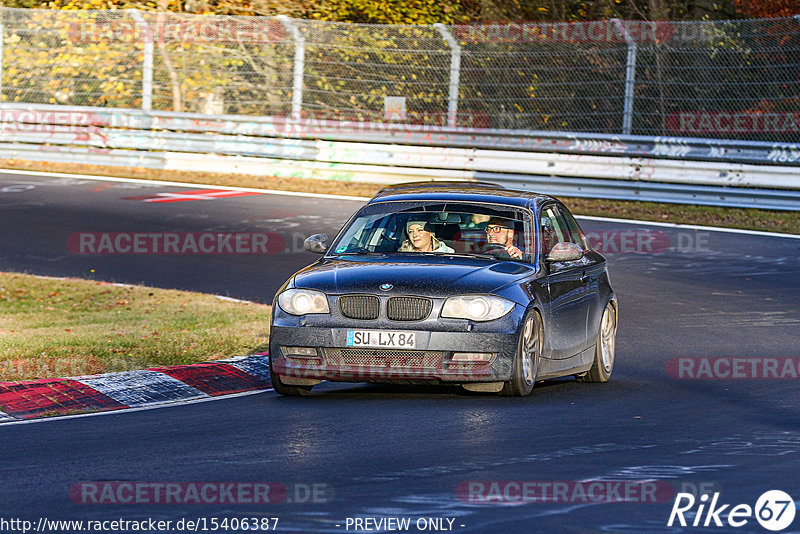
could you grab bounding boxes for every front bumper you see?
[269,312,521,385]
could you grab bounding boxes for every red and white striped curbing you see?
[0,354,272,422]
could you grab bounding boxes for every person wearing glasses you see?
[398,218,455,253]
[483,216,524,259]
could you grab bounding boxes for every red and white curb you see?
[0,354,272,422]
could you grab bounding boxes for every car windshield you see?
[328,201,534,262]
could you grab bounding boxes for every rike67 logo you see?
[668,490,796,531]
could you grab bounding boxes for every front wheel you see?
[501,310,542,396]
[581,302,617,383]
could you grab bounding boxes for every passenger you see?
[466,213,491,229]
[484,216,524,259]
[398,218,455,253]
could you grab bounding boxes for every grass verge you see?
[0,272,270,382]
[3,158,799,235]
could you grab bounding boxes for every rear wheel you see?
[501,310,542,396]
[269,357,313,396]
[581,302,616,383]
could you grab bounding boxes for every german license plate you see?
[346,330,416,349]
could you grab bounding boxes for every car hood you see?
[292,255,535,298]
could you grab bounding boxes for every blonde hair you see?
[398,235,445,252]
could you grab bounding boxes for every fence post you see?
[613,19,637,135]
[278,15,305,121]
[0,11,4,104]
[128,9,153,112]
[434,23,461,128]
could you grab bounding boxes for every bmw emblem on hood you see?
[379,283,393,291]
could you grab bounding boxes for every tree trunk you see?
[156,6,182,112]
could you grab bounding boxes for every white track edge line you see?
[575,215,800,239]
[0,168,370,202]
[2,168,797,239]
[0,388,272,427]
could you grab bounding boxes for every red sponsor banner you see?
[67,232,284,255]
[666,357,800,380]
[456,480,674,503]
[69,482,286,504]
[67,19,286,44]
[668,112,800,134]
[453,20,674,44]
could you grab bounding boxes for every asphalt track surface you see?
[1,172,799,533]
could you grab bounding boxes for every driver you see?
[399,218,454,253]
[484,217,524,259]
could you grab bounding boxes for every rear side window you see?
[539,204,585,253]
[560,208,588,250]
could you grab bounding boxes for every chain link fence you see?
[1,8,799,143]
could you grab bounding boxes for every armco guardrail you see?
[1,103,800,210]
[3,103,800,165]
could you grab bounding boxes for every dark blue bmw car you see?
[268,183,617,396]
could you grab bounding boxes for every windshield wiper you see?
[442,252,502,260]
[333,251,387,255]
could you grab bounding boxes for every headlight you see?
[441,295,515,321]
[277,289,330,315]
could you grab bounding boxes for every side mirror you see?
[304,234,329,254]
[546,242,584,262]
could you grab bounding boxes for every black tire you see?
[269,356,313,396]
[501,310,542,396]
[581,302,617,383]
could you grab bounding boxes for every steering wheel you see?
[481,243,509,256]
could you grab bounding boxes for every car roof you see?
[369,181,556,209]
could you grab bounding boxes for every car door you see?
[559,205,607,345]
[540,204,591,359]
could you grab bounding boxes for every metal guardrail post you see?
[128,9,153,112]
[278,15,305,120]
[434,24,461,129]
[613,19,637,136]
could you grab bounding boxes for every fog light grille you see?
[322,348,444,369]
